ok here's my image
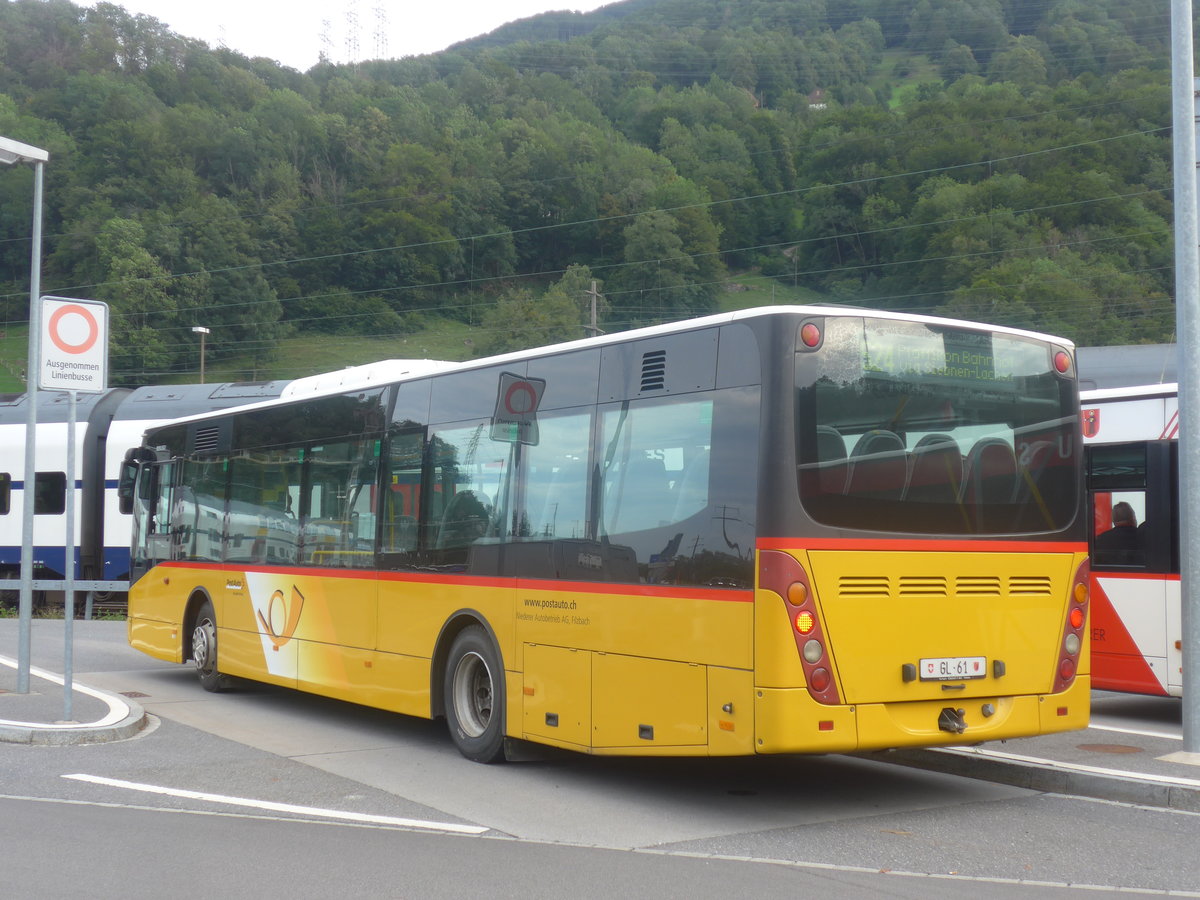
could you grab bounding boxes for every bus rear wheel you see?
[192,599,233,692]
[444,625,505,763]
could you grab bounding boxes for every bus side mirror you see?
[117,459,139,515]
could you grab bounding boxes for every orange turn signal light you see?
[787,581,808,606]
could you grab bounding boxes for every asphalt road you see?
[2,619,1199,897]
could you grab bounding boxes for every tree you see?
[95,218,177,382]
[477,285,585,356]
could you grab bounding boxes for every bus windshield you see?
[796,316,1078,535]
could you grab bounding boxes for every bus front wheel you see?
[444,625,505,763]
[192,599,233,692]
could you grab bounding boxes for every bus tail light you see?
[759,550,841,705]
[1053,349,1073,375]
[1052,558,1089,694]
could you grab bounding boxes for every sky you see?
[83,1,614,71]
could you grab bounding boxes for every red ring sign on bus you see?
[491,371,546,445]
[39,295,109,393]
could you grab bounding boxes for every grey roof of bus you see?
[0,386,129,425]
[1080,382,1177,402]
[114,380,292,420]
[136,306,1080,431]
[0,380,293,425]
[1076,344,1176,391]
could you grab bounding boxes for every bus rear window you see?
[796,317,1079,535]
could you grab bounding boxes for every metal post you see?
[193,325,210,383]
[16,159,44,694]
[63,390,76,721]
[1171,0,1200,754]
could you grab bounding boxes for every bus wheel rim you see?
[193,621,214,673]
[452,651,492,738]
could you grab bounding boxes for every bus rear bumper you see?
[754,676,1090,754]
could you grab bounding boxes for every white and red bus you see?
[1081,383,1181,697]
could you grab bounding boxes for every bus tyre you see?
[444,625,505,763]
[193,600,233,692]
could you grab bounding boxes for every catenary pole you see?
[1171,0,1199,753]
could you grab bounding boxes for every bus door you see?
[1087,441,1179,696]
[124,455,177,584]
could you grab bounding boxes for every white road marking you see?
[1089,721,1182,741]
[0,792,1193,895]
[934,746,1200,789]
[0,655,132,728]
[62,773,488,834]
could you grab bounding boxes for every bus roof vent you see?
[192,425,221,454]
[640,350,667,392]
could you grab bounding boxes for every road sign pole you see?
[1171,0,1200,755]
[63,389,76,721]
[35,296,108,714]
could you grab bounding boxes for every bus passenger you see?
[1094,501,1140,565]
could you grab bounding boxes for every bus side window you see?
[299,439,379,569]
[520,411,591,541]
[0,472,9,515]
[1092,491,1146,568]
[1087,443,1151,570]
[426,421,510,567]
[178,458,227,563]
[382,430,423,557]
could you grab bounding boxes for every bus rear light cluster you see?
[1053,350,1073,375]
[1052,558,1090,694]
[759,550,841,705]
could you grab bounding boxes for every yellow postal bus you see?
[120,307,1089,761]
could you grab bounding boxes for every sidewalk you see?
[869,718,1200,812]
[0,653,147,745]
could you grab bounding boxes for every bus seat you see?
[797,425,849,496]
[607,455,672,533]
[845,429,907,500]
[528,460,587,538]
[1014,439,1075,530]
[436,489,492,549]
[962,438,1017,506]
[671,448,710,522]
[904,434,962,504]
[816,425,847,462]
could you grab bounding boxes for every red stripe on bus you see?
[157,560,380,583]
[514,579,753,603]
[1088,570,1180,583]
[756,537,1087,553]
[1161,410,1179,440]
[1089,576,1170,696]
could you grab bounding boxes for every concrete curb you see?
[0,656,148,746]
[872,746,1200,813]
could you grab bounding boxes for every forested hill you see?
[0,0,1181,384]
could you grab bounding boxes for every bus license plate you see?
[919,656,986,681]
